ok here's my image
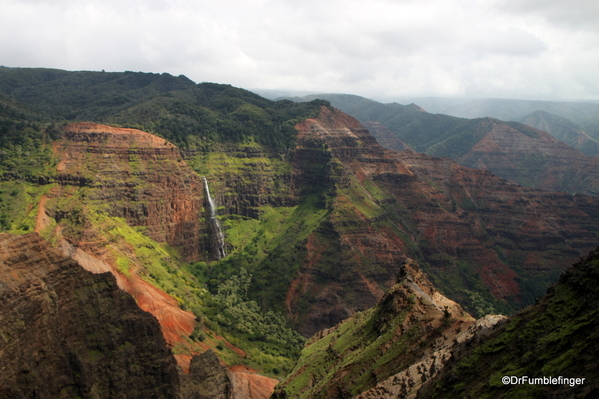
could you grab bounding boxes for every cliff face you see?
[456,119,599,196]
[55,122,207,260]
[180,350,233,399]
[273,257,505,398]
[0,233,180,398]
[42,122,201,362]
[35,114,599,342]
[282,107,599,334]
[306,94,599,197]
[38,122,285,393]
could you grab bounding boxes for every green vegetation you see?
[421,257,512,318]
[273,278,435,398]
[421,248,599,398]
[194,194,330,317]
[2,67,598,386]
[0,97,59,232]
[0,68,328,377]
[291,93,493,157]
[0,67,328,154]
[203,268,305,374]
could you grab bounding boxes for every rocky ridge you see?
[42,122,201,353]
[0,232,277,399]
[272,257,506,398]
[417,246,599,398]
[301,93,599,196]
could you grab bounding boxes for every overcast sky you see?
[2,0,598,102]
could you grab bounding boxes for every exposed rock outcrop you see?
[0,232,180,398]
[42,122,201,362]
[179,351,278,399]
[55,122,207,261]
[273,257,505,398]
[357,315,507,399]
[180,350,233,399]
[417,247,599,398]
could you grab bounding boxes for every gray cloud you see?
[496,0,599,31]
[1,0,598,101]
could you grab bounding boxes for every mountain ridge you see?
[293,93,599,196]
[272,256,505,398]
[0,232,181,398]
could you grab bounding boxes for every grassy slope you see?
[2,69,598,381]
[420,248,599,399]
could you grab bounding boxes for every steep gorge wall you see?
[40,122,201,360]
[55,122,207,260]
[39,123,281,396]
[0,233,180,398]
[29,113,599,354]
[284,107,599,334]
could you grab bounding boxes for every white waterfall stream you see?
[202,177,227,260]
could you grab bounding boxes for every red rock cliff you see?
[43,123,202,356]
[288,107,599,335]
[55,122,206,260]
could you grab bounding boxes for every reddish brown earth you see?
[41,122,207,368]
[41,123,268,385]
[286,107,599,334]
[230,367,279,399]
[456,119,599,196]
[55,122,207,260]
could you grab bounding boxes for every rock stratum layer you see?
[0,232,180,399]
[27,113,599,342]
[36,122,281,396]
[43,122,201,353]
[304,93,599,197]
[455,118,599,196]
[278,106,599,334]
[55,122,206,261]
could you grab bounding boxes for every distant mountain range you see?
[283,93,599,196]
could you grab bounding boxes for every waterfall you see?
[202,177,227,260]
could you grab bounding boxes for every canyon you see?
[1,68,599,397]
[35,105,599,342]
[272,257,505,398]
